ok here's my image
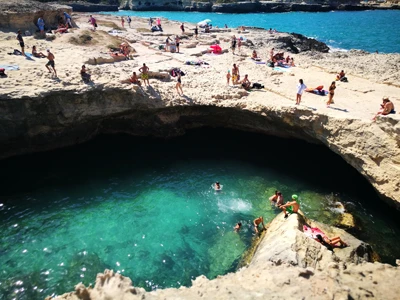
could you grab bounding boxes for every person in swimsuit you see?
[373,97,395,120]
[194,26,198,39]
[296,79,307,105]
[315,234,348,250]
[45,49,57,77]
[16,30,26,56]
[176,72,183,96]
[32,46,46,58]
[120,72,141,86]
[241,74,251,91]
[226,70,231,85]
[127,16,132,28]
[251,50,260,61]
[253,216,265,234]
[336,70,345,81]
[270,48,274,61]
[80,65,91,82]
[269,191,284,206]
[231,35,237,55]
[121,17,125,28]
[175,36,180,53]
[215,181,221,190]
[165,36,172,52]
[232,64,239,85]
[327,81,336,107]
[139,63,150,86]
[237,38,242,53]
[180,23,185,33]
[280,194,300,218]
[234,222,242,232]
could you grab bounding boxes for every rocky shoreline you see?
[50,212,400,300]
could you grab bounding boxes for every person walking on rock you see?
[296,79,307,105]
[45,49,57,77]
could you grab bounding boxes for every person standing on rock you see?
[231,35,237,55]
[175,36,181,53]
[296,79,307,105]
[45,49,57,77]
[180,23,185,34]
[139,63,150,86]
[127,16,132,28]
[194,26,198,39]
[37,17,45,35]
[326,81,336,107]
[89,15,97,31]
[121,17,125,28]
[253,216,265,234]
[64,12,72,28]
[16,30,26,56]
[176,72,183,96]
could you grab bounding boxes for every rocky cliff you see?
[0,0,72,31]
[50,212,400,300]
[0,86,399,209]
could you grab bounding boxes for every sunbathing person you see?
[315,234,348,250]
[120,72,141,86]
[32,46,46,58]
[280,194,300,218]
[336,70,345,81]
[373,97,395,120]
[251,50,261,61]
[54,23,68,34]
[241,74,251,91]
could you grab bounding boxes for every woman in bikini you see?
[327,81,336,107]
[176,73,183,96]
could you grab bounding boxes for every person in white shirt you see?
[296,79,307,105]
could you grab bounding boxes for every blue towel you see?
[0,65,20,71]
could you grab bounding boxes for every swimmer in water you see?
[234,222,242,232]
[215,181,221,191]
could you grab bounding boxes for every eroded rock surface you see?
[51,213,400,300]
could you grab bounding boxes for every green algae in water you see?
[1,129,400,300]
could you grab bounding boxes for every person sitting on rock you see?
[80,65,91,83]
[32,46,46,58]
[373,97,395,121]
[241,74,251,91]
[336,70,345,81]
[253,216,265,234]
[280,194,300,218]
[120,72,141,86]
[251,50,261,61]
[315,234,348,250]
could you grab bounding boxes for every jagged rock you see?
[276,33,330,53]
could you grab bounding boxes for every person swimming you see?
[234,222,242,232]
[214,181,222,191]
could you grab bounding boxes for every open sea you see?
[100,10,400,53]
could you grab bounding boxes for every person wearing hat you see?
[373,97,395,121]
[280,194,300,218]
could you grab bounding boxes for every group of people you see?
[36,12,72,36]
[233,189,348,249]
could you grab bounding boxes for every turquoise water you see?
[100,10,400,53]
[1,129,400,300]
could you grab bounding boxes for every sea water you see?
[100,10,400,53]
[1,129,400,300]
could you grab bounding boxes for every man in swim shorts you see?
[139,63,150,86]
[253,216,265,234]
[45,49,57,77]
[280,194,300,218]
[373,97,395,120]
[16,30,26,56]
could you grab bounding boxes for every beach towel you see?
[273,67,291,72]
[303,225,327,239]
[0,65,20,71]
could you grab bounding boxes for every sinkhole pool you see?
[0,128,399,300]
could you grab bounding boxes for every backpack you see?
[0,68,5,76]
